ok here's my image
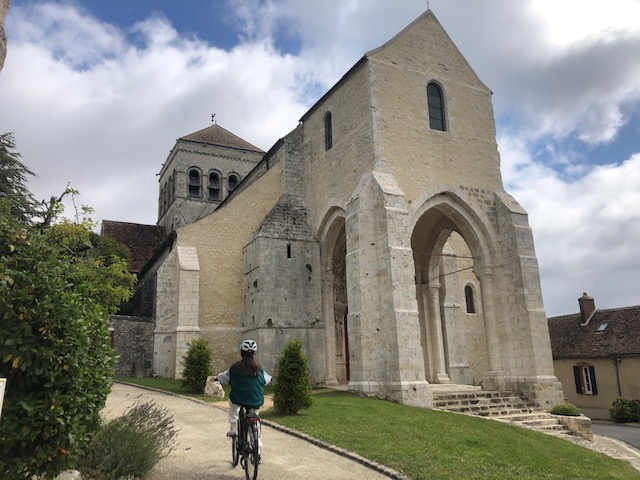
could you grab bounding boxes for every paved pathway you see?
[105,383,393,480]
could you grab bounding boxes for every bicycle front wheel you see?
[244,424,259,480]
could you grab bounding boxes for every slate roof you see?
[548,305,640,359]
[179,124,264,153]
[101,220,167,273]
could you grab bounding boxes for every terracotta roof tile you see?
[548,305,640,359]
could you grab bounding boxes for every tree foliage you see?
[0,197,135,477]
[273,339,314,415]
[180,338,213,393]
[0,133,38,224]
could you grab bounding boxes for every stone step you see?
[432,389,579,438]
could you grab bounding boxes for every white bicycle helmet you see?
[240,339,258,352]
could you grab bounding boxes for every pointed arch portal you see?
[411,200,496,386]
[320,211,350,385]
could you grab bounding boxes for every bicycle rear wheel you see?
[243,423,259,480]
[231,431,240,467]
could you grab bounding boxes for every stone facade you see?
[132,10,563,409]
[110,315,154,377]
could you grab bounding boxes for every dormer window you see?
[188,169,201,198]
[427,82,446,131]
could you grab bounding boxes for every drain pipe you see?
[613,357,622,397]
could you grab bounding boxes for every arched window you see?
[427,82,446,131]
[228,174,238,194]
[464,285,475,314]
[324,111,333,150]
[188,169,201,198]
[208,172,220,201]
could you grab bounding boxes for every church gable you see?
[366,10,489,93]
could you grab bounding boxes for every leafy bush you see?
[180,338,213,393]
[550,403,582,416]
[610,398,640,423]
[0,203,134,478]
[273,338,314,414]
[77,400,178,479]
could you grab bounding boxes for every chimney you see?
[578,292,595,325]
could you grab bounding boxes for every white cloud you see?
[500,134,640,315]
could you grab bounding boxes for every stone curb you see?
[113,382,409,480]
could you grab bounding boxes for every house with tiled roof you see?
[548,293,640,419]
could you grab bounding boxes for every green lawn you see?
[115,378,639,480]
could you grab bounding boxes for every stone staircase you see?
[432,388,576,438]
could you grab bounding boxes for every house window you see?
[464,285,475,313]
[574,365,598,395]
[427,82,446,131]
[208,172,220,201]
[324,111,333,150]
[228,174,238,194]
[188,169,201,198]
[595,322,609,333]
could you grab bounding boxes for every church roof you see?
[548,305,640,359]
[179,124,264,153]
[100,220,167,273]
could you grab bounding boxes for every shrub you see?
[273,338,314,414]
[77,400,178,479]
[550,403,582,416]
[0,206,133,478]
[610,398,640,423]
[180,338,213,393]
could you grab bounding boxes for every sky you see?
[1,0,639,317]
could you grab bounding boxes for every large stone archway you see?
[411,194,503,390]
[412,211,491,386]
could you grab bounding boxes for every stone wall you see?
[110,315,154,377]
[177,161,283,374]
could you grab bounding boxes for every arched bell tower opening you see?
[411,200,494,387]
[320,210,350,386]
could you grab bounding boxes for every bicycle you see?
[231,406,261,480]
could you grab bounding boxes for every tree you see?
[0,197,134,476]
[0,132,38,224]
[273,339,314,414]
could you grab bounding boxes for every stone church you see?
[105,10,564,409]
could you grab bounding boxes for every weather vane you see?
[211,113,216,124]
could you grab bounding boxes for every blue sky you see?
[1,0,639,316]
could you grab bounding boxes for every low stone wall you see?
[553,414,593,440]
[110,315,154,377]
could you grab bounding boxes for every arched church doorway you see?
[332,225,350,383]
[411,206,490,386]
[320,213,350,385]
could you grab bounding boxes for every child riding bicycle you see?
[216,339,272,438]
